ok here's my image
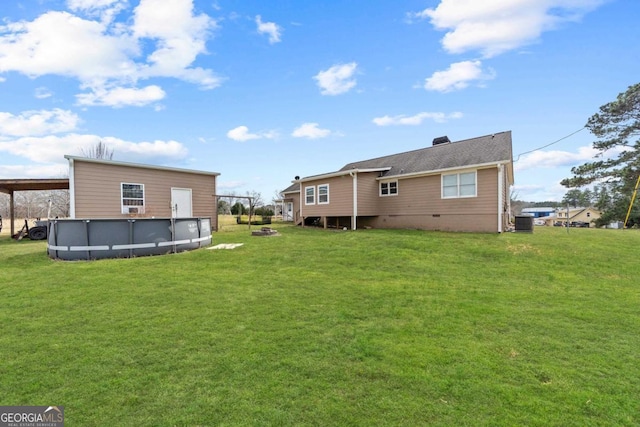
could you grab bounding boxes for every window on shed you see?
[121,183,145,214]
[305,186,315,205]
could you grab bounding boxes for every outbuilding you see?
[47,156,220,260]
[66,155,219,225]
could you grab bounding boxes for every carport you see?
[0,178,69,237]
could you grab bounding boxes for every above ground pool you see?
[47,217,212,260]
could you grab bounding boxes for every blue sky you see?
[1,0,639,203]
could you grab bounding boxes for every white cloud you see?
[67,0,127,23]
[227,126,260,142]
[412,0,606,57]
[34,87,53,99]
[292,123,331,139]
[111,137,188,159]
[0,11,137,81]
[0,163,70,179]
[218,180,247,191]
[0,109,80,137]
[132,0,220,88]
[0,0,220,108]
[0,133,188,164]
[373,111,463,126]
[255,15,282,44]
[76,85,166,107]
[514,145,601,171]
[513,181,567,202]
[314,62,358,96]
[67,0,123,10]
[227,126,277,142]
[424,60,495,92]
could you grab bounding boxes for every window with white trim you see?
[305,186,315,205]
[318,184,329,204]
[442,171,477,198]
[380,180,398,196]
[121,183,145,214]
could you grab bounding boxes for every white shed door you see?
[171,188,193,218]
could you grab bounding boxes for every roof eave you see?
[377,160,512,181]
[297,167,391,183]
[65,155,221,176]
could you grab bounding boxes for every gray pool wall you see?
[47,217,212,260]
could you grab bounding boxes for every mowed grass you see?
[0,224,638,426]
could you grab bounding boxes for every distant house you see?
[281,131,514,233]
[66,156,219,229]
[543,207,601,227]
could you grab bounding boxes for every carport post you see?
[9,190,14,237]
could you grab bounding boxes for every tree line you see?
[0,190,70,220]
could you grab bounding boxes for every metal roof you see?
[0,178,69,194]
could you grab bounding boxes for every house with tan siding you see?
[542,206,601,227]
[66,156,219,229]
[281,131,514,233]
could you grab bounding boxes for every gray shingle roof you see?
[281,183,300,193]
[339,131,512,177]
[281,131,513,192]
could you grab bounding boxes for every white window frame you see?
[305,186,315,205]
[121,182,145,214]
[441,171,477,199]
[318,184,330,204]
[380,180,398,197]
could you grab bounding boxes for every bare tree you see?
[48,190,70,217]
[245,190,263,214]
[14,191,45,218]
[0,194,9,217]
[81,141,114,159]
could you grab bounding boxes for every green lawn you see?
[1,225,638,426]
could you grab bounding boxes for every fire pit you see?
[251,227,279,237]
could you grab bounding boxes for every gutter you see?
[296,167,391,183]
[497,163,504,233]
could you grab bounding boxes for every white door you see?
[285,202,293,221]
[171,188,193,218]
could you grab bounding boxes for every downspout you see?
[349,171,358,230]
[299,185,303,226]
[68,158,76,219]
[497,163,504,233]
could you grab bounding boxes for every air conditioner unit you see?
[514,215,534,232]
[128,207,140,214]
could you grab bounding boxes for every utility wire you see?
[513,127,586,162]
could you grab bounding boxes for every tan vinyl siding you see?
[293,166,504,232]
[72,161,216,224]
[365,167,500,232]
[301,175,353,216]
[356,172,381,216]
[282,191,301,223]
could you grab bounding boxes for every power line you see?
[514,127,586,162]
